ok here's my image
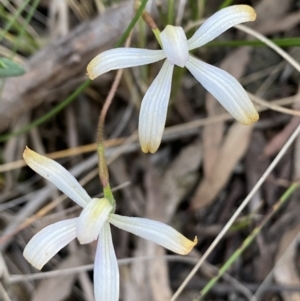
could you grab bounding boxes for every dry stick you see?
[0,170,131,244]
[197,182,300,300]
[8,252,250,298]
[171,22,300,301]
[235,24,300,73]
[249,93,300,117]
[0,138,125,172]
[9,255,199,283]
[0,167,98,246]
[0,93,297,173]
[0,94,297,173]
[172,125,300,301]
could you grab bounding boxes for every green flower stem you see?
[152,28,162,47]
[141,10,162,47]
[196,182,300,300]
[95,0,148,195]
[104,184,116,211]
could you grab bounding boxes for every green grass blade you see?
[0,0,149,142]
[116,0,148,47]
[219,0,235,9]
[196,182,300,300]
[12,0,40,53]
[168,0,174,25]
[0,0,32,43]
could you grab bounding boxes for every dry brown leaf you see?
[203,48,251,178]
[245,131,270,212]
[32,253,85,301]
[123,141,202,301]
[162,139,202,220]
[263,93,300,157]
[263,117,300,157]
[254,0,293,30]
[192,123,253,210]
[123,166,172,301]
[274,223,300,301]
[255,11,300,35]
[252,0,300,35]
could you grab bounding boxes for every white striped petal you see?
[186,56,259,125]
[138,60,174,153]
[188,5,256,50]
[160,25,189,67]
[23,218,77,270]
[77,198,113,244]
[94,223,119,301]
[109,214,197,255]
[87,48,166,80]
[23,147,91,208]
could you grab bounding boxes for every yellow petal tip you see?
[141,144,158,154]
[236,5,256,21]
[23,146,34,161]
[240,112,259,125]
[180,236,198,255]
[86,61,97,80]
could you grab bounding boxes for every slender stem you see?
[141,10,162,47]
[96,68,124,189]
[95,0,149,195]
[197,182,300,300]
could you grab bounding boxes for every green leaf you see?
[0,57,26,77]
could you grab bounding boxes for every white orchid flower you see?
[23,147,197,301]
[87,5,259,153]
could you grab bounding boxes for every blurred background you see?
[0,0,300,300]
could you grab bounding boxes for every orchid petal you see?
[23,148,91,208]
[186,56,259,124]
[160,25,189,67]
[188,5,256,50]
[23,218,77,270]
[87,48,166,80]
[94,223,119,301]
[109,214,197,255]
[77,198,113,244]
[138,60,174,153]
